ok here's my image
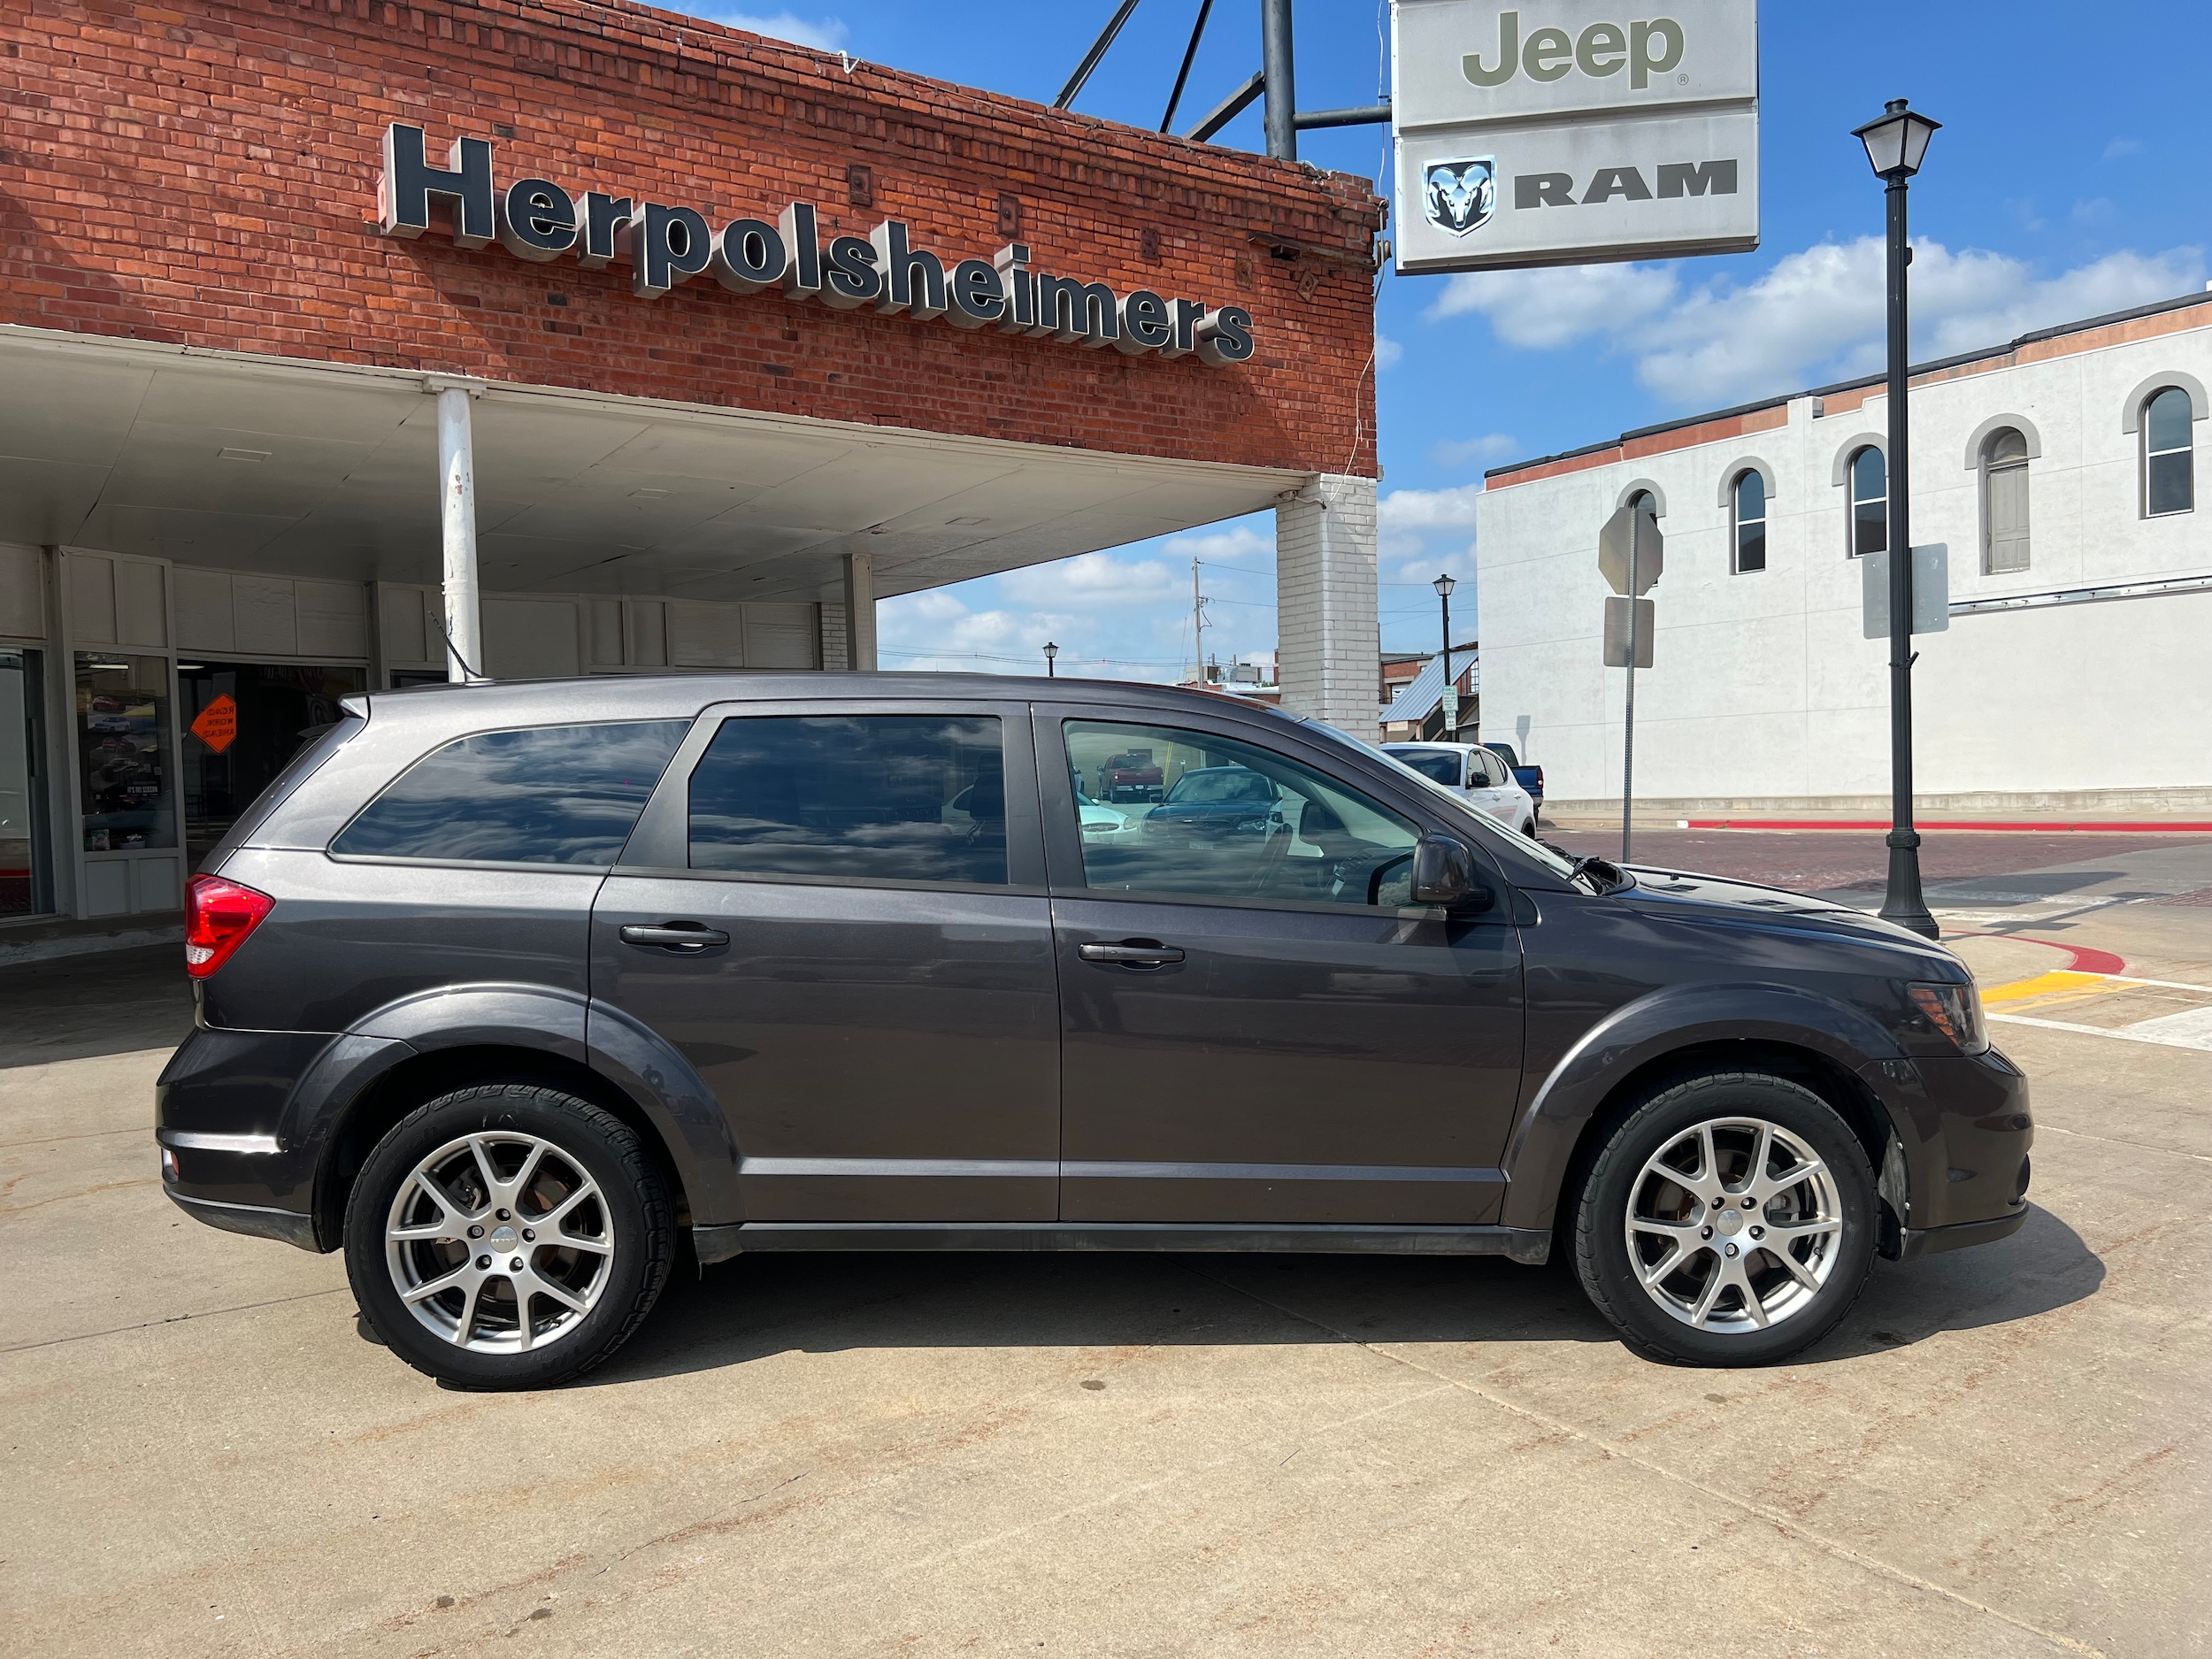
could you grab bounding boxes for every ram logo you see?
[1424,157,1498,236]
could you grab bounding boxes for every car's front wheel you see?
[345,1082,673,1390]
[1521,818,1537,837]
[1571,1071,1877,1365]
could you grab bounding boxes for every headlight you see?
[1908,981,1988,1055]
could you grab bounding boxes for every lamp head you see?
[1432,572,1457,599]
[1852,98,1940,180]
[1042,641,1058,661]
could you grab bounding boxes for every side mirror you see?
[1411,834,1488,909]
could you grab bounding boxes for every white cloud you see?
[1164,523,1274,565]
[1431,234,2206,409]
[1426,260,1678,348]
[1428,433,1518,469]
[1379,483,1484,531]
[999,550,1178,606]
[681,8,850,50]
[1374,334,1404,369]
[2103,137,2143,161]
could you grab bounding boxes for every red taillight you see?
[184,873,274,979]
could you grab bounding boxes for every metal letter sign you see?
[1390,0,1761,274]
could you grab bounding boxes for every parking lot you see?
[4,831,2208,1657]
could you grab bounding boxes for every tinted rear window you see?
[333,720,690,865]
[1391,750,1462,787]
[688,714,1007,886]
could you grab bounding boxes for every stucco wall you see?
[1476,308,2212,805]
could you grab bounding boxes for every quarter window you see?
[334,720,689,865]
[687,714,1008,886]
[1062,720,1421,909]
[2144,387,2194,516]
[1981,426,2031,573]
[1732,470,1767,573]
[1848,447,1886,557]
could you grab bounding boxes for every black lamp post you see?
[1042,641,1058,678]
[1851,97,1943,941]
[1432,572,1457,740]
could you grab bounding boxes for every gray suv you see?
[159,675,2031,1388]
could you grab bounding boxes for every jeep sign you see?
[1391,0,1760,273]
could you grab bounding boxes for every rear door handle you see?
[1078,941,1186,967]
[620,923,730,953]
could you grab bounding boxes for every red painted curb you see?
[1680,818,2212,833]
[1949,932,2128,976]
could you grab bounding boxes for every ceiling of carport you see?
[0,329,1302,605]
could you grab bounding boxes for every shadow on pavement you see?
[569,1203,2101,1387]
[0,944,192,1070]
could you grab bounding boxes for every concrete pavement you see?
[4,837,2208,1657]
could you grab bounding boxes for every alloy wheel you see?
[383,1132,614,1353]
[1623,1116,1843,1333]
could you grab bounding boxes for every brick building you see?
[0,0,1384,928]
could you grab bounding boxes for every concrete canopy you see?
[0,328,1302,607]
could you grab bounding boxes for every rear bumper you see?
[165,1188,320,1251]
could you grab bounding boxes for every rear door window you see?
[332,720,690,865]
[1393,749,1463,787]
[687,714,1009,886]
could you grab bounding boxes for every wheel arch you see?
[313,1044,697,1252]
[1500,984,1909,1240]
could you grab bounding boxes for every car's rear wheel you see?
[345,1082,673,1390]
[1571,1071,1877,1366]
[1521,818,1537,837]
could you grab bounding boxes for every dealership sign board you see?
[375,123,1257,366]
[1390,1,1759,274]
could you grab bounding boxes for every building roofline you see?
[1485,287,2212,483]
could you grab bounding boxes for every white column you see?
[1275,473,1379,733]
[431,381,484,683]
[841,550,877,671]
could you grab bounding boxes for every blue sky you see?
[678,2,2211,675]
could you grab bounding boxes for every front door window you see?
[1062,719,1421,910]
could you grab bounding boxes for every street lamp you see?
[1432,573,1457,740]
[1851,97,1943,941]
[1042,640,1058,678]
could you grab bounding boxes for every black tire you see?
[1571,1071,1877,1367]
[345,1082,674,1390]
[1520,818,1537,838]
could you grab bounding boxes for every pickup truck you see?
[1483,741,1544,821]
[1097,749,1164,803]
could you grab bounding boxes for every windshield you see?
[1485,742,1520,768]
[1384,748,1462,787]
[1167,768,1276,804]
[1302,720,1581,880]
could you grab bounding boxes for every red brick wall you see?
[2,0,1383,476]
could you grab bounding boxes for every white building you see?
[1476,290,2212,813]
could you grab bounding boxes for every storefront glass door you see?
[0,648,52,918]
[180,662,366,870]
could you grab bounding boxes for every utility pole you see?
[1190,557,1210,684]
[1622,513,1640,864]
[1260,0,1297,160]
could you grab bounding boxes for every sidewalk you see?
[1539,807,2212,833]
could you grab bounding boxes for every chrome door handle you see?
[620,923,730,953]
[1078,941,1185,967]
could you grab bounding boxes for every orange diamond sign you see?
[190,693,238,754]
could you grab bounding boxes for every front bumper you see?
[1863,1043,2034,1249]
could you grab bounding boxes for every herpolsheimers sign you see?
[375,123,1257,365]
[1390,1,1759,274]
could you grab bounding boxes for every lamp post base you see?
[1878,827,1941,939]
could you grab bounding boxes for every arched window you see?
[1628,488,1656,516]
[1848,447,1886,557]
[2144,386,2194,517]
[1981,426,2030,573]
[1731,470,1766,573]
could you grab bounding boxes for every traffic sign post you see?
[1599,502,1661,861]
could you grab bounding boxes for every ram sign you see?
[1391,0,1760,273]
